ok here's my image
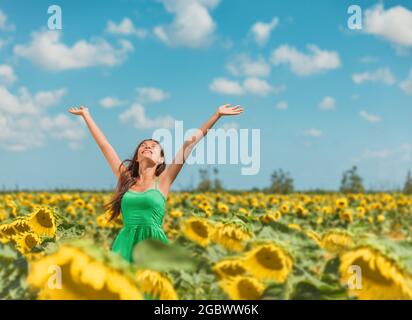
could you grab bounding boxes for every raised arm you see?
[160,104,243,187]
[68,106,126,179]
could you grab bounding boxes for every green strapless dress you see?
[111,176,169,263]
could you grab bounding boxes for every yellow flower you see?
[217,202,230,215]
[74,198,85,208]
[280,203,290,214]
[213,259,247,280]
[27,207,57,237]
[340,209,353,223]
[14,232,41,254]
[182,217,213,247]
[213,223,253,252]
[27,243,144,300]
[339,246,412,299]
[242,243,293,283]
[336,197,348,209]
[135,269,178,300]
[169,209,183,218]
[304,230,322,246]
[219,275,265,300]
[287,223,301,232]
[320,230,353,254]
[237,208,249,216]
[377,214,385,223]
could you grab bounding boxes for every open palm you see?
[218,104,244,116]
[68,106,89,116]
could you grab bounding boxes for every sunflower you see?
[27,243,144,300]
[74,198,85,208]
[169,209,183,218]
[212,259,247,279]
[320,230,353,254]
[336,197,348,210]
[135,269,178,300]
[182,217,213,247]
[11,218,32,233]
[304,230,322,246]
[213,223,253,252]
[339,246,412,299]
[242,243,293,283]
[27,207,57,237]
[14,232,41,254]
[219,275,265,300]
[287,223,302,232]
[377,214,385,223]
[340,209,353,223]
[217,202,230,215]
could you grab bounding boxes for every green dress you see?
[111,176,169,263]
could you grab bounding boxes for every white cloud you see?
[271,44,341,76]
[0,10,15,31]
[360,110,382,123]
[226,54,271,78]
[99,96,127,108]
[303,128,323,137]
[136,87,170,104]
[352,67,396,85]
[364,4,412,47]
[0,64,17,85]
[119,103,175,130]
[275,101,288,110]
[153,0,220,48]
[209,78,245,96]
[400,68,412,95]
[250,17,278,47]
[106,18,147,38]
[209,77,283,97]
[243,77,272,96]
[0,86,85,151]
[0,86,66,115]
[14,30,134,71]
[318,96,336,111]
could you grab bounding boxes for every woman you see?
[68,104,244,262]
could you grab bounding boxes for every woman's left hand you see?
[217,104,244,116]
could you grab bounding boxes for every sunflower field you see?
[1,191,412,300]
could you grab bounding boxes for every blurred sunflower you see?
[182,217,213,247]
[27,207,57,237]
[212,259,247,279]
[135,269,178,300]
[320,230,353,254]
[27,243,144,300]
[13,232,41,254]
[243,243,293,283]
[339,246,412,299]
[213,223,253,252]
[219,275,265,300]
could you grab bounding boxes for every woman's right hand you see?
[68,106,89,117]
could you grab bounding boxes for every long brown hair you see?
[104,139,166,222]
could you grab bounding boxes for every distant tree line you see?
[196,166,412,194]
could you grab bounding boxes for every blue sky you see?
[0,0,411,191]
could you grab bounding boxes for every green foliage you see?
[403,171,412,194]
[267,169,294,194]
[340,166,364,193]
[197,167,224,192]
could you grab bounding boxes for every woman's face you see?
[137,140,164,164]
